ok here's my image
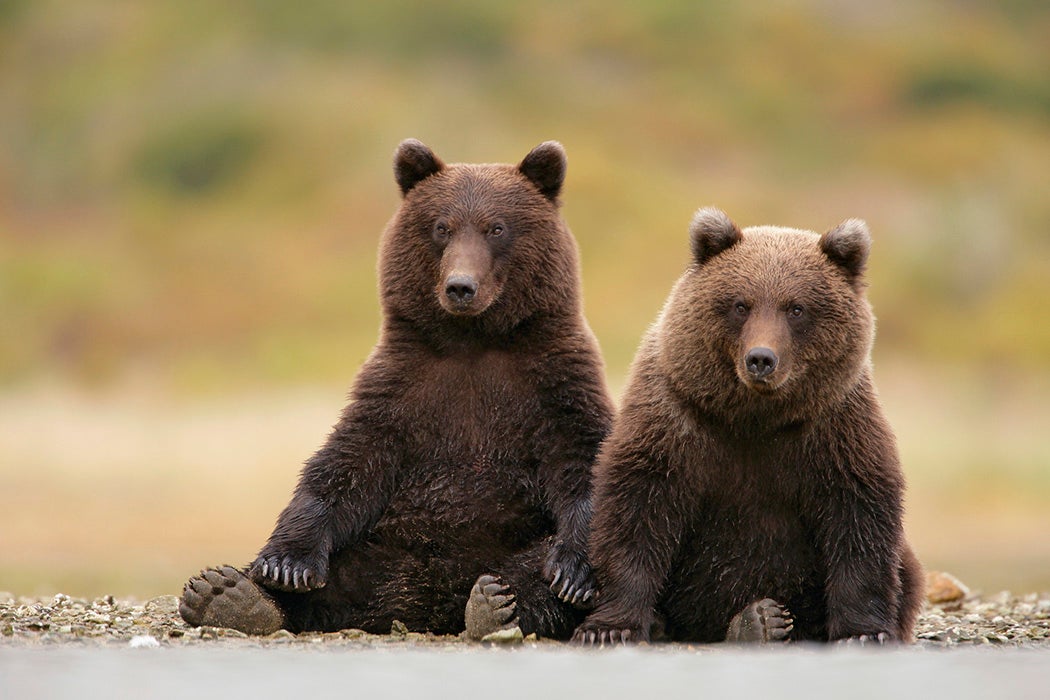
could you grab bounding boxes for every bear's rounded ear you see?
[394,139,445,196]
[518,141,566,202]
[689,207,742,265]
[820,219,871,279]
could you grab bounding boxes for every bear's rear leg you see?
[726,598,794,643]
[180,565,285,635]
[464,574,519,640]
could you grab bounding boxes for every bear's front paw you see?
[544,545,596,608]
[250,547,329,592]
[571,620,645,646]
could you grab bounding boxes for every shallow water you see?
[3,645,1049,700]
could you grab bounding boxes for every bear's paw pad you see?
[464,574,519,641]
[179,565,284,636]
[726,598,794,643]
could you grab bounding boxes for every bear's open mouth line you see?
[741,375,787,393]
[441,298,489,317]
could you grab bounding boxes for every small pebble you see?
[926,571,969,605]
[481,626,524,644]
[129,635,160,649]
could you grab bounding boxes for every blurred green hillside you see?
[3,0,1049,388]
[2,1,1050,597]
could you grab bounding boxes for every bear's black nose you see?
[745,347,778,380]
[445,275,478,305]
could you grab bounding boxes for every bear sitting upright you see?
[573,207,923,645]
[180,140,613,639]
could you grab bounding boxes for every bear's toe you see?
[179,565,285,636]
[464,574,520,641]
[726,598,794,643]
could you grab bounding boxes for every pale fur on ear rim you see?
[518,141,567,202]
[689,207,743,265]
[820,218,871,279]
[394,139,445,196]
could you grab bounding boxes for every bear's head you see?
[660,207,875,428]
[378,139,581,341]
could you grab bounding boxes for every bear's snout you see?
[745,346,778,381]
[437,228,495,316]
[445,274,478,306]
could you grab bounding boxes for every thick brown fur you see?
[181,140,613,637]
[574,208,923,645]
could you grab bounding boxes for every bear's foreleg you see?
[535,354,615,608]
[572,449,685,645]
[250,486,335,592]
[250,416,401,593]
[819,488,906,643]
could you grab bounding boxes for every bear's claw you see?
[250,550,328,593]
[179,565,284,636]
[545,545,597,609]
[571,621,644,646]
[726,598,794,643]
[838,631,892,646]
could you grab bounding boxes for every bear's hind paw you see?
[726,598,794,643]
[464,574,520,641]
[179,565,284,636]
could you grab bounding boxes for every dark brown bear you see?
[179,140,613,639]
[573,208,923,645]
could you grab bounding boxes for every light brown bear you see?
[574,207,923,645]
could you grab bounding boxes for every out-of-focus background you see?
[1,1,1048,599]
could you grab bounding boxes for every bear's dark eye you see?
[488,223,505,238]
[734,302,749,317]
[789,304,804,318]
[433,222,450,243]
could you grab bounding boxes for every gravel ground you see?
[2,586,1049,650]
[6,578,1048,700]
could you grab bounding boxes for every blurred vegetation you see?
[1,1,1049,596]
[1,0,1048,389]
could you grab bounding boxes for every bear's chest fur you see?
[374,349,552,548]
[402,351,541,457]
[655,429,830,638]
